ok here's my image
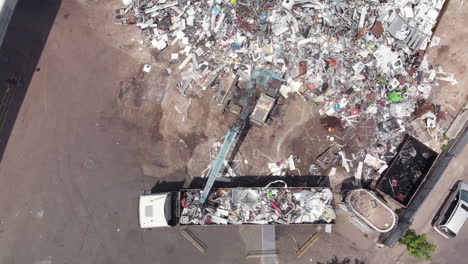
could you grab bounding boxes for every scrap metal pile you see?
[180,188,336,225]
[117,0,452,178]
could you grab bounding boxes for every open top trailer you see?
[139,186,336,228]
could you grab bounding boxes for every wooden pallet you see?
[246,249,279,259]
[181,228,207,254]
[296,233,319,258]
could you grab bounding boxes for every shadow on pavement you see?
[150,180,186,193]
[317,256,366,264]
[150,175,331,193]
[0,0,61,162]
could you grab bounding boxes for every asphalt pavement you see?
[397,141,468,264]
[0,1,466,264]
[368,140,468,264]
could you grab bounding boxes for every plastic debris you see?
[142,64,152,73]
[363,154,386,170]
[268,154,296,176]
[388,91,405,102]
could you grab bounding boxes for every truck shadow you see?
[0,0,62,162]
[150,175,331,193]
[150,180,186,193]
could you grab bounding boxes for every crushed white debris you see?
[180,187,336,225]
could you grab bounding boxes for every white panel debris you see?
[363,154,387,170]
[142,64,152,73]
[356,162,363,182]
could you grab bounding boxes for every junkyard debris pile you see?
[180,188,336,225]
[116,0,454,178]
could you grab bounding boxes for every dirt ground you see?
[115,62,339,180]
[73,0,358,183]
[55,0,466,188]
[86,0,466,185]
[425,0,468,117]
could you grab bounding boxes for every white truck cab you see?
[139,192,176,228]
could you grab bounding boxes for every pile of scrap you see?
[116,0,455,180]
[376,135,438,206]
[180,187,336,225]
[117,0,451,95]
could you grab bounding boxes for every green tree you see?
[399,229,436,260]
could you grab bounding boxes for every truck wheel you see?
[266,117,273,126]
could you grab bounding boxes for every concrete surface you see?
[397,143,468,264]
[275,215,376,264]
[0,0,467,264]
[0,0,60,161]
[368,142,468,264]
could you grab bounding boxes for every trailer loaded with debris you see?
[139,186,336,228]
[376,135,438,206]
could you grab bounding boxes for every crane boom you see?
[199,68,283,205]
[200,124,242,204]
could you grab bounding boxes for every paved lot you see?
[0,0,60,161]
[0,0,466,264]
[367,142,468,264]
[397,143,468,264]
[0,1,153,263]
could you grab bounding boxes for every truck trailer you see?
[139,187,336,228]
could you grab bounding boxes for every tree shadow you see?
[317,256,366,264]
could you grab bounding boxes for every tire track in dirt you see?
[275,98,315,158]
